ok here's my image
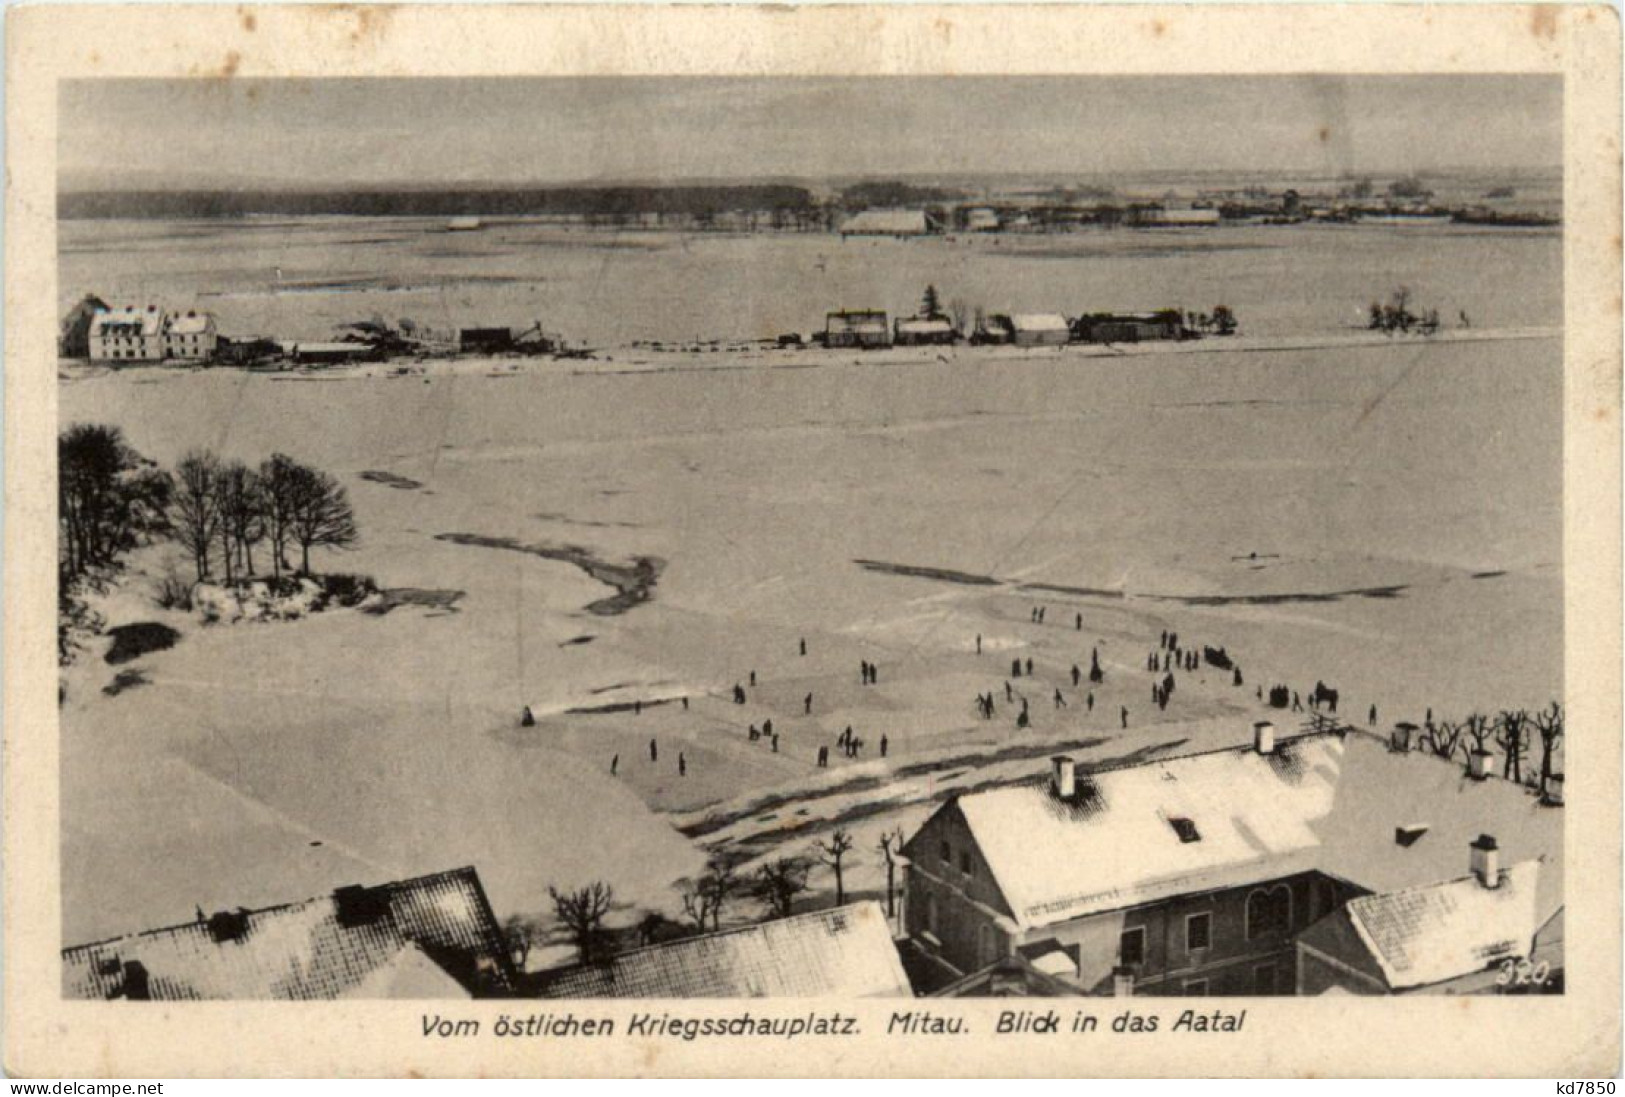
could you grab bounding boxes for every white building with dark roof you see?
[165,310,218,361]
[901,723,1562,997]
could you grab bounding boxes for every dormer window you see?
[1169,817,1201,844]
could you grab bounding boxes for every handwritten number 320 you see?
[1496,958,1551,986]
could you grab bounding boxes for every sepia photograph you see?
[6,2,1620,1081]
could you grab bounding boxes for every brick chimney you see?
[1051,756,1076,800]
[1253,720,1276,755]
[1469,834,1500,889]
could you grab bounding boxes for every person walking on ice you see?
[611,754,619,776]
[1121,705,1129,729]
[800,638,807,656]
[678,752,687,777]
[804,692,813,715]
[1087,691,1094,712]
[1071,664,1081,688]
[880,734,888,758]
[521,706,535,728]
[976,633,982,654]
[1054,688,1067,709]
[649,738,658,762]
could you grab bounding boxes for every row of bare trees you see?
[1419,703,1564,796]
[529,825,896,969]
[169,449,358,584]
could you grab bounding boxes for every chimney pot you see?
[1051,756,1076,800]
[1468,749,1493,780]
[1253,720,1276,754]
[1469,834,1500,888]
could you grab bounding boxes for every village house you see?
[826,309,892,350]
[1073,310,1186,344]
[893,316,957,346]
[902,723,1562,997]
[1008,314,1071,348]
[89,305,169,363]
[62,866,515,1000]
[165,310,219,361]
[839,209,930,237]
[529,902,911,998]
[1295,848,1546,995]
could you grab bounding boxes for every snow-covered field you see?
[56,220,1563,947]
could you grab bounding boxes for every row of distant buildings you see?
[59,295,564,367]
[838,206,1223,238]
[62,720,1562,1001]
[60,297,220,364]
[824,308,1188,350]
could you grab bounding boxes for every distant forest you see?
[58,185,824,220]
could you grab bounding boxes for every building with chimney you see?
[901,723,1562,997]
[62,866,514,1000]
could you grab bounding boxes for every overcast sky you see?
[60,75,1561,190]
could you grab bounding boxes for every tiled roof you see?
[917,729,1563,933]
[533,901,910,998]
[63,866,513,1000]
[1343,861,1541,990]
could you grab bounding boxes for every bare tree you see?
[548,882,615,966]
[170,450,223,583]
[215,462,265,580]
[949,297,970,336]
[1462,713,1494,759]
[1532,701,1564,797]
[877,827,905,919]
[816,828,856,907]
[258,453,300,580]
[676,849,750,933]
[1424,718,1463,761]
[753,856,812,920]
[1496,709,1530,784]
[285,461,358,575]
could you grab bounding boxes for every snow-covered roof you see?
[841,209,929,235]
[534,901,910,998]
[919,730,1563,934]
[168,312,215,335]
[89,307,166,337]
[896,318,955,334]
[1009,314,1070,332]
[952,735,1342,930]
[62,866,512,1000]
[828,310,889,333]
[1337,861,1540,990]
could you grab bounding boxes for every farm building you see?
[282,341,382,365]
[900,724,1562,997]
[213,336,281,367]
[62,866,514,1000]
[971,315,1014,345]
[458,327,515,353]
[89,306,169,363]
[894,317,957,346]
[59,294,109,359]
[964,207,1001,232]
[1009,314,1071,347]
[1135,207,1222,227]
[530,902,911,998]
[165,311,219,361]
[840,209,930,237]
[826,310,891,349]
[1073,310,1186,344]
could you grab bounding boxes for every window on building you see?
[959,851,973,876]
[1119,926,1146,967]
[1186,912,1212,953]
[1184,979,1209,996]
[1247,885,1293,940]
[939,841,951,864]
